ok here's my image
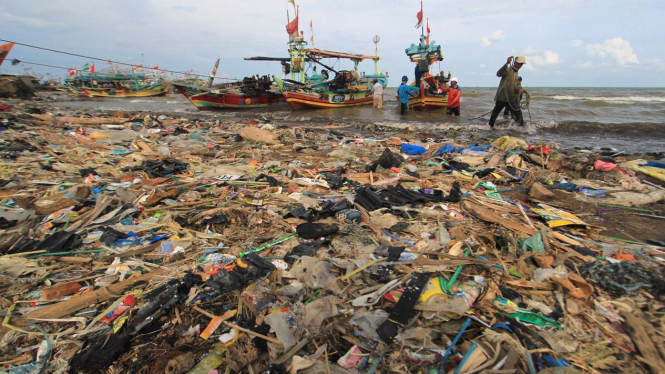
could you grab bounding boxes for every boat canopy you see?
[246,48,378,63]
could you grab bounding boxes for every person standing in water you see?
[438,77,462,116]
[489,56,525,128]
[371,79,383,108]
[503,76,528,118]
[397,75,418,115]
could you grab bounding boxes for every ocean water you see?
[51,87,665,153]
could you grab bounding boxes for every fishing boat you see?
[172,58,285,110]
[405,4,455,111]
[65,70,169,98]
[246,5,388,111]
[78,84,169,98]
[172,75,284,111]
[272,47,388,110]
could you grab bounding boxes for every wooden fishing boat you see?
[406,28,454,111]
[272,48,388,111]
[66,70,169,98]
[275,68,387,110]
[172,78,284,111]
[408,74,448,111]
[79,83,169,98]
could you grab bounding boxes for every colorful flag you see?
[427,18,430,35]
[286,6,299,35]
[152,65,159,70]
[90,63,95,73]
[82,63,90,71]
[288,0,296,7]
[309,20,314,43]
[415,1,423,29]
[0,43,14,67]
[67,68,77,76]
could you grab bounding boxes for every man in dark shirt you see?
[489,56,525,128]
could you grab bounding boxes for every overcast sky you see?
[1,0,664,87]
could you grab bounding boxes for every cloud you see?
[574,60,594,69]
[523,46,537,55]
[0,10,60,27]
[523,50,561,71]
[645,58,665,69]
[528,50,561,66]
[585,37,639,65]
[571,40,583,48]
[489,30,504,41]
[480,29,504,48]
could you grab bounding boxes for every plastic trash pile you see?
[0,105,664,374]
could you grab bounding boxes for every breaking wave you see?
[550,95,665,103]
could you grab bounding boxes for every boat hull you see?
[282,90,373,110]
[79,84,169,98]
[173,84,284,110]
[408,83,449,112]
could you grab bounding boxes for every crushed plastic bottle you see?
[187,343,225,374]
[578,187,607,198]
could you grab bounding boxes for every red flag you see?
[90,63,95,73]
[286,7,299,35]
[152,65,159,70]
[0,43,14,67]
[427,18,430,35]
[415,2,423,29]
[67,68,76,76]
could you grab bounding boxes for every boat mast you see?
[209,58,220,87]
[373,35,380,75]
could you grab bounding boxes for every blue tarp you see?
[435,143,492,155]
[400,143,427,155]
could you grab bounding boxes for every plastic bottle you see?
[264,312,297,351]
[436,222,451,246]
[187,343,225,374]
[578,187,607,198]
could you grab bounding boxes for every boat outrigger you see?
[405,11,454,111]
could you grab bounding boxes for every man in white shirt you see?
[372,79,383,108]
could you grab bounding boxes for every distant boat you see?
[78,83,169,98]
[66,70,169,98]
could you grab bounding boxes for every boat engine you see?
[240,75,273,96]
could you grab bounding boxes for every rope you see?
[0,38,237,80]
[470,110,494,120]
[520,91,532,125]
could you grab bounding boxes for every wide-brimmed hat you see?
[515,56,526,64]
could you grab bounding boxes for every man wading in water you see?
[488,56,526,128]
